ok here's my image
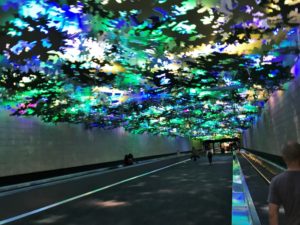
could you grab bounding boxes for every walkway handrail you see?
[232,156,261,225]
[241,149,285,172]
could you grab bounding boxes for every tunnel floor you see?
[7,155,232,225]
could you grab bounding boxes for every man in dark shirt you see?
[268,142,300,225]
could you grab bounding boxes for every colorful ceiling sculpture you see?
[0,0,299,140]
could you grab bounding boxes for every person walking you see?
[207,149,213,165]
[191,147,200,161]
[233,149,237,161]
[268,142,300,225]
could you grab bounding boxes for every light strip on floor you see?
[232,159,251,225]
[232,156,261,225]
[0,159,190,225]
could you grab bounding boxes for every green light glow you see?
[0,0,297,140]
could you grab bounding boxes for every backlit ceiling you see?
[0,0,299,140]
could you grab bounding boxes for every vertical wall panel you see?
[242,75,300,156]
[0,111,190,177]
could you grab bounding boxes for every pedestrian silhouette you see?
[207,150,213,165]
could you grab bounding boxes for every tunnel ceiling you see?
[0,0,299,140]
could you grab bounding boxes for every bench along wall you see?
[0,110,190,177]
[242,74,300,157]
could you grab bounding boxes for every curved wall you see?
[0,110,190,177]
[242,74,300,156]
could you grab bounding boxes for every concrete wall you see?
[0,110,190,177]
[242,74,300,156]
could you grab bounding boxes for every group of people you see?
[123,153,134,166]
[190,147,213,165]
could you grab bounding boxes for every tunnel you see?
[0,1,300,225]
